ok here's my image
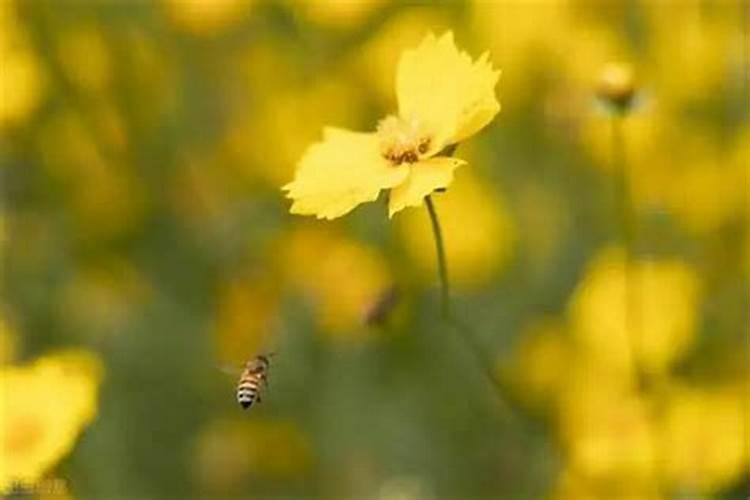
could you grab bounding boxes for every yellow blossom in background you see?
[35,109,148,241]
[551,465,661,500]
[0,1,45,129]
[161,0,254,35]
[278,227,391,336]
[0,350,103,491]
[560,27,630,94]
[57,26,112,95]
[294,0,385,30]
[557,362,656,487]
[659,128,750,235]
[666,145,747,235]
[399,171,513,289]
[661,385,746,493]
[568,247,701,376]
[192,418,312,494]
[214,274,280,366]
[644,2,736,107]
[58,259,151,341]
[581,108,670,184]
[122,28,179,132]
[584,121,748,233]
[350,9,451,107]
[472,0,570,110]
[284,32,500,219]
[507,319,569,412]
[224,73,367,188]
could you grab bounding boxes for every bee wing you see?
[218,364,242,376]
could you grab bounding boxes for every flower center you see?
[376,115,430,165]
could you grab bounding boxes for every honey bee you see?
[225,354,274,410]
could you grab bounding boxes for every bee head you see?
[257,352,276,364]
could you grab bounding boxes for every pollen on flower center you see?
[376,115,430,165]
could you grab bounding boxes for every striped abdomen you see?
[236,371,264,409]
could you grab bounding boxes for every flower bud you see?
[596,62,637,114]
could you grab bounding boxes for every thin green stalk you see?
[423,194,514,413]
[425,195,450,317]
[612,114,664,496]
[612,116,640,386]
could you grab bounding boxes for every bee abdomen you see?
[237,377,259,409]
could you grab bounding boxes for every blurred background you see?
[1,0,748,498]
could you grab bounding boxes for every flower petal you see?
[396,32,501,147]
[388,157,466,217]
[283,128,408,219]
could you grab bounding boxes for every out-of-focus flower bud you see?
[596,62,638,114]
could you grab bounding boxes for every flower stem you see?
[425,195,450,317]
[612,116,639,383]
[612,114,664,496]
[423,194,515,415]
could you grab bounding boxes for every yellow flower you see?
[0,350,103,491]
[277,227,391,336]
[509,319,570,412]
[661,385,745,493]
[0,1,45,129]
[283,32,500,219]
[568,247,701,376]
[161,0,254,35]
[558,372,656,484]
[192,418,312,494]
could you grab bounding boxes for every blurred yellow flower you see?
[161,0,253,35]
[57,26,112,95]
[569,247,701,376]
[224,72,366,188]
[472,0,570,110]
[661,385,745,493]
[559,376,656,485]
[644,3,735,107]
[508,319,569,412]
[59,259,151,340]
[295,0,385,30]
[0,1,45,129]
[36,109,148,241]
[350,9,450,107]
[0,350,103,491]
[278,227,391,336]
[214,274,279,366]
[551,465,660,500]
[284,32,500,219]
[398,170,513,289]
[665,131,749,235]
[192,418,312,494]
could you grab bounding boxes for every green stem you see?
[612,115,664,496]
[423,194,515,414]
[425,195,450,318]
[612,116,639,382]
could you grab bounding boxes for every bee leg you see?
[256,394,262,403]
